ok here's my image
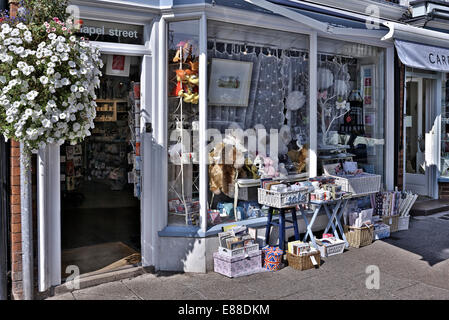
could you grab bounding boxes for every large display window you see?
[316,38,386,179]
[205,22,310,227]
[166,20,201,226]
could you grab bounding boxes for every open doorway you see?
[60,54,142,279]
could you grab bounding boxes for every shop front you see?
[37,0,400,291]
[151,0,395,273]
[394,38,449,199]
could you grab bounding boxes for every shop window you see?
[167,20,200,226]
[441,73,449,178]
[206,22,310,228]
[316,38,385,179]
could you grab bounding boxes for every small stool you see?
[265,206,300,252]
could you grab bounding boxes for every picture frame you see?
[106,55,131,77]
[208,58,253,107]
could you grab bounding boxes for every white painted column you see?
[37,144,61,292]
[199,14,208,233]
[385,46,395,191]
[309,32,318,178]
[140,54,153,267]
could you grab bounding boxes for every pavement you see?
[47,212,449,300]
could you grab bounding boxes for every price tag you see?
[310,256,318,266]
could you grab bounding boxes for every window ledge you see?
[158,217,270,238]
[158,210,317,238]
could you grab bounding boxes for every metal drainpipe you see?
[20,143,33,300]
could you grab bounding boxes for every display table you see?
[301,192,377,248]
[233,173,308,210]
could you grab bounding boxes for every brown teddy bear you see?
[287,144,308,173]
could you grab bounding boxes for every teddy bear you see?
[287,144,308,173]
[208,139,247,197]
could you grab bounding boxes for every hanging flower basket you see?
[0,18,103,153]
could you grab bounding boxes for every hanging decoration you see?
[317,56,352,146]
[285,90,306,111]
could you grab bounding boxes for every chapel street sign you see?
[76,19,144,45]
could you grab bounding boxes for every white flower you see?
[10,29,20,37]
[70,85,78,93]
[11,70,18,76]
[39,76,49,85]
[46,68,55,75]
[26,91,38,101]
[17,23,27,30]
[48,33,57,40]
[42,119,52,128]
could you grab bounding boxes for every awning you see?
[243,0,389,38]
[395,39,449,72]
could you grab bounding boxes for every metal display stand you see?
[302,192,378,248]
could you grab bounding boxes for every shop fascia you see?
[79,25,139,39]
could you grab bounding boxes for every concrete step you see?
[410,199,449,216]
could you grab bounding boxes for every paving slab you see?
[46,214,449,301]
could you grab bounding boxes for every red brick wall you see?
[10,140,22,299]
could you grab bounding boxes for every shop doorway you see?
[404,76,436,196]
[60,54,142,279]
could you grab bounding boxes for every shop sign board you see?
[395,39,449,72]
[77,19,144,45]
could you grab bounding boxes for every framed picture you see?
[360,64,376,108]
[208,58,253,107]
[106,55,131,77]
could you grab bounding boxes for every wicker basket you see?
[328,173,381,195]
[287,251,321,271]
[344,224,374,248]
[381,215,399,232]
[397,216,410,231]
[258,188,309,209]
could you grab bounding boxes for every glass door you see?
[404,77,432,195]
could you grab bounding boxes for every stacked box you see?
[213,250,262,278]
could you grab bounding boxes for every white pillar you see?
[309,32,318,178]
[199,14,208,233]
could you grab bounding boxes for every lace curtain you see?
[207,43,309,138]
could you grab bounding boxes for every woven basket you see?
[381,215,399,233]
[287,251,321,271]
[258,188,309,208]
[329,173,381,195]
[344,224,374,248]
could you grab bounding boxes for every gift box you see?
[213,250,262,278]
[208,210,221,225]
[262,246,283,271]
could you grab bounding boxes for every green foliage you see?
[20,0,70,25]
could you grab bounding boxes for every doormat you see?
[61,241,141,279]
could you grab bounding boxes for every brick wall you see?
[10,140,22,299]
